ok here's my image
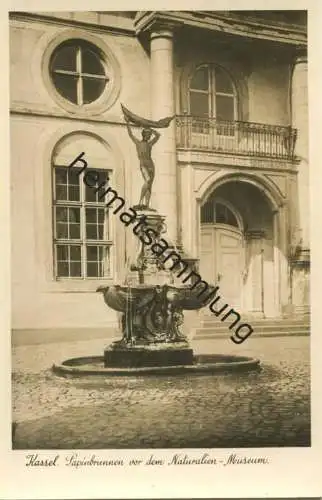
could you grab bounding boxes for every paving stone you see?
[12,336,310,448]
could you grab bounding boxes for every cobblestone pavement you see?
[12,336,310,449]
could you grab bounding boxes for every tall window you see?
[53,164,112,279]
[189,64,237,135]
[201,200,239,227]
[50,40,109,106]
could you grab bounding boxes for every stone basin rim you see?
[52,354,261,377]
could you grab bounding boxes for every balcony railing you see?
[176,115,297,161]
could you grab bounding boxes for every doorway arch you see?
[197,173,287,318]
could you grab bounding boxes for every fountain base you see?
[52,353,260,377]
[104,342,194,368]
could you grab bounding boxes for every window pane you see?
[99,246,110,277]
[68,186,80,201]
[70,245,81,261]
[56,207,68,222]
[55,168,68,201]
[82,77,106,104]
[85,184,96,202]
[201,200,214,223]
[51,45,77,72]
[215,66,234,94]
[55,185,67,200]
[55,168,67,184]
[86,224,98,240]
[190,67,209,91]
[56,245,68,261]
[68,169,81,185]
[86,207,97,223]
[87,262,98,277]
[68,169,80,201]
[86,245,110,277]
[215,203,238,227]
[190,91,209,116]
[52,73,78,104]
[98,224,105,239]
[215,95,234,121]
[84,170,109,202]
[87,246,98,260]
[57,261,69,277]
[56,223,68,239]
[68,207,80,223]
[97,208,105,224]
[82,48,105,76]
[70,224,80,239]
[216,202,227,223]
[226,210,238,227]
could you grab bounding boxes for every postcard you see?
[1,0,322,498]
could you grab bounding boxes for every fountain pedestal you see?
[95,204,221,369]
[98,282,203,368]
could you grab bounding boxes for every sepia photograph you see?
[10,9,311,451]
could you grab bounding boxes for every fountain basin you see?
[104,342,194,368]
[52,353,260,377]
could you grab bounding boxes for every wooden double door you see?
[200,225,244,311]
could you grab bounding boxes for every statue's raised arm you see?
[149,129,161,146]
[125,116,140,145]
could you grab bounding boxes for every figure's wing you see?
[121,103,174,129]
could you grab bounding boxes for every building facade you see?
[10,10,309,333]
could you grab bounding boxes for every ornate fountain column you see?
[291,48,310,314]
[150,27,178,244]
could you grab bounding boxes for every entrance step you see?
[194,315,310,339]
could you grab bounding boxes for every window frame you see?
[50,39,109,107]
[188,63,238,137]
[42,31,121,115]
[200,197,243,230]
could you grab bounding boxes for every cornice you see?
[134,10,307,46]
[9,11,136,36]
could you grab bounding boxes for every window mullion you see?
[76,46,83,106]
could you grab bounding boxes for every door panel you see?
[216,228,243,309]
[200,225,243,310]
[199,228,216,283]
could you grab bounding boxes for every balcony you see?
[176,116,297,161]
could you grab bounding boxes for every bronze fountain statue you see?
[122,103,173,209]
[52,105,260,376]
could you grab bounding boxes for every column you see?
[291,49,310,314]
[150,27,178,244]
[291,49,309,251]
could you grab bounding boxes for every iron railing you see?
[176,115,297,160]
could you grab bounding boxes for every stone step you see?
[195,315,310,339]
[201,318,310,328]
[195,330,310,340]
[195,324,309,334]
[199,321,309,330]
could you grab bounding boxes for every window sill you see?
[41,278,116,294]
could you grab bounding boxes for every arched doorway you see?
[200,198,244,310]
[199,180,281,317]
